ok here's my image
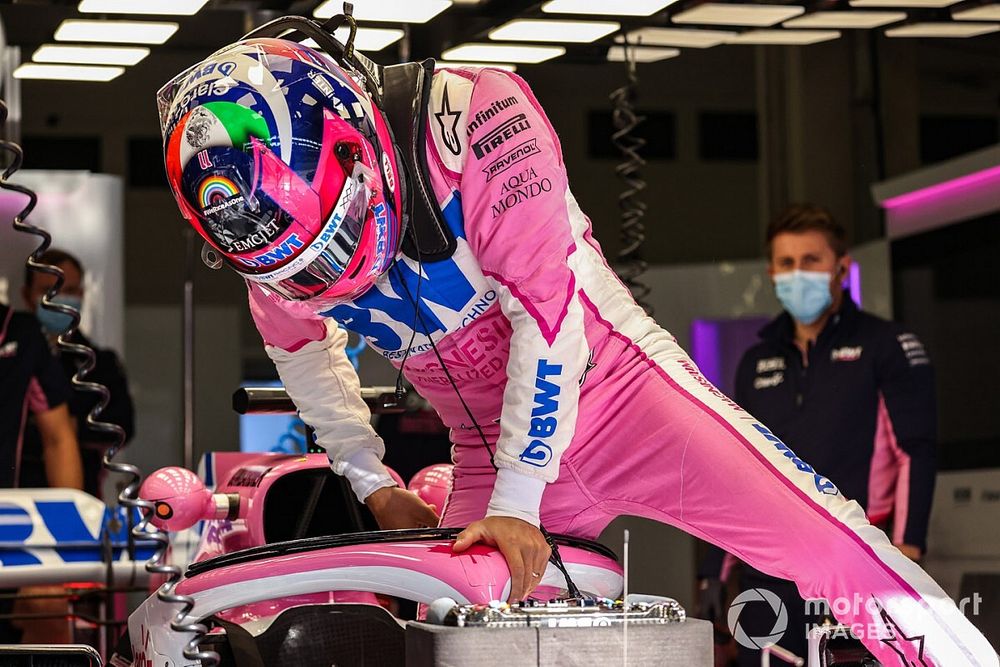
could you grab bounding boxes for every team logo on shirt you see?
[0,341,18,358]
[754,373,784,390]
[831,346,862,362]
[756,357,785,373]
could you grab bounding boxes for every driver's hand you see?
[365,486,440,530]
[453,516,551,602]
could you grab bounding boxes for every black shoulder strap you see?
[381,59,457,262]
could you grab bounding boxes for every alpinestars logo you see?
[434,83,463,157]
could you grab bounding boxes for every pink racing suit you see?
[248,67,997,666]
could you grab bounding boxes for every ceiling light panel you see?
[542,0,679,16]
[314,0,452,23]
[672,3,805,26]
[850,0,959,7]
[33,44,150,66]
[78,0,208,15]
[54,19,179,44]
[14,63,124,82]
[885,21,999,35]
[607,45,680,61]
[435,61,518,71]
[441,43,566,63]
[783,11,906,27]
[489,19,620,43]
[952,4,1000,20]
[617,27,736,47]
[726,29,841,44]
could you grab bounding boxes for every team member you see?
[157,35,997,665]
[21,249,136,497]
[0,298,82,644]
[707,204,939,663]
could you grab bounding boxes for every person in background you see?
[22,249,135,497]
[0,294,82,645]
[701,204,938,664]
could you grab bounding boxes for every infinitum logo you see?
[728,588,788,650]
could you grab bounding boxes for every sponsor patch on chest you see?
[756,356,786,373]
[831,345,862,362]
[754,372,784,389]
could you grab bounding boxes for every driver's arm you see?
[247,283,396,502]
[458,68,591,526]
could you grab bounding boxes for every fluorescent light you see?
[672,3,805,26]
[314,0,452,23]
[726,29,841,44]
[14,63,124,81]
[953,4,1000,20]
[850,0,958,6]
[33,44,149,66]
[436,61,517,71]
[617,27,735,47]
[489,19,620,43]
[885,21,999,36]
[302,27,405,51]
[78,0,208,15]
[542,0,679,16]
[607,45,680,61]
[441,43,566,63]
[783,11,906,28]
[54,19,179,44]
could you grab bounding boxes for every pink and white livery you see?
[159,36,998,666]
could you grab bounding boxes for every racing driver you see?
[156,33,997,666]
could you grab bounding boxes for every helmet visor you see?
[244,161,374,301]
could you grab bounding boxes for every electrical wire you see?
[609,39,652,317]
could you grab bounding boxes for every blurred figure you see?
[22,249,135,497]
[0,295,82,645]
[701,204,938,664]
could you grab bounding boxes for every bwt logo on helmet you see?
[184,61,237,86]
[518,360,562,467]
[752,423,839,495]
[236,235,304,268]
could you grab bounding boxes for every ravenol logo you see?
[519,360,562,467]
[753,423,838,496]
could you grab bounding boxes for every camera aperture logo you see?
[728,588,788,650]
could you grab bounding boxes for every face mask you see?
[773,270,832,325]
[36,295,82,335]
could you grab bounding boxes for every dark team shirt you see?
[20,330,135,494]
[735,296,937,550]
[0,304,71,487]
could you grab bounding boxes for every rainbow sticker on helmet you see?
[199,176,240,209]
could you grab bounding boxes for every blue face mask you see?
[36,295,82,335]
[773,270,832,325]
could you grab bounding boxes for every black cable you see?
[610,38,652,317]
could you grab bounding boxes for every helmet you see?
[407,463,453,512]
[157,37,404,306]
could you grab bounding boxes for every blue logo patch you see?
[519,360,562,467]
[752,424,839,496]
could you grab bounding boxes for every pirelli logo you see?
[471,113,531,159]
